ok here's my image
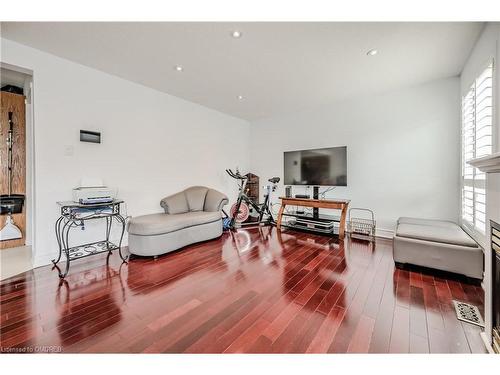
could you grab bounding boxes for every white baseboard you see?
[33,254,54,268]
[480,331,495,354]
[375,228,394,239]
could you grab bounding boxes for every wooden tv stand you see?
[276,197,350,238]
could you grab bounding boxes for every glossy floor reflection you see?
[0,227,486,353]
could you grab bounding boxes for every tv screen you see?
[284,146,347,186]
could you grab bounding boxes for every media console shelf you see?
[276,197,350,238]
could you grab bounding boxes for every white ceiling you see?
[1,22,484,121]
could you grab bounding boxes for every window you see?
[461,62,494,234]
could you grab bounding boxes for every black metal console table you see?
[52,199,128,278]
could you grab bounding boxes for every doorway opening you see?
[0,65,34,280]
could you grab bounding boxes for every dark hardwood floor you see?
[0,227,486,353]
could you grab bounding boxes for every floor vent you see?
[453,300,485,327]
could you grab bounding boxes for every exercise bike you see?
[225,169,280,229]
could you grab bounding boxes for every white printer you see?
[72,178,116,205]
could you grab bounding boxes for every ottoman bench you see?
[393,217,483,279]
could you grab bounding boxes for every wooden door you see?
[0,92,26,249]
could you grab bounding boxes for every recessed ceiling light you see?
[231,30,243,38]
[237,95,244,100]
[174,65,183,72]
[366,49,378,56]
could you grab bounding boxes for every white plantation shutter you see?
[461,62,494,234]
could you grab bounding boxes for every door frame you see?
[1,62,36,264]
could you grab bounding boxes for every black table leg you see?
[115,214,128,262]
[58,220,76,278]
[52,216,65,265]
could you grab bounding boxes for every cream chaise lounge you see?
[127,186,228,257]
[393,217,483,279]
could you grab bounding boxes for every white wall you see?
[0,38,251,267]
[460,22,500,348]
[249,77,461,237]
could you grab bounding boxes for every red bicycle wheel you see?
[230,202,250,223]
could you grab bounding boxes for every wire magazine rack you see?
[347,208,376,241]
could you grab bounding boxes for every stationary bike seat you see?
[268,177,280,184]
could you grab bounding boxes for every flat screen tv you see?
[284,146,347,186]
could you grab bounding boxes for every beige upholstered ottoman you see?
[393,217,483,279]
